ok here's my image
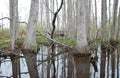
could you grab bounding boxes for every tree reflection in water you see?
[0,45,120,78]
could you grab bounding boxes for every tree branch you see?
[51,0,64,38]
[0,17,28,25]
[0,17,11,20]
[40,33,72,48]
[37,50,68,66]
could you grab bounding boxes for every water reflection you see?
[74,56,90,78]
[0,45,120,78]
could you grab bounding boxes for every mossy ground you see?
[0,38,10,48]
[0,36,76,49]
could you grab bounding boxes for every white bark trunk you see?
[45,0,51,37]
[101,0,107,42]
[85,0,91,41]
[118,7,120,39]
[23,0,39,50]
[75,0,88,52]
[9,0,18,50]
[67,0,75,40]
[110,0,119,40]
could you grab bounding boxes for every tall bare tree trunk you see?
[45,0,51,37]
[117,7,120,39]
[67,0,75,40]
[94,0,97,30]
[101,0,107,42]
[45,1,51,78]
[63,0,67,37]
[23,0,39,78]
[111,0,118,78]
[23,0,39,49]
[9,0,18,50]
[86,0,91,42]
[116,7,120,78]
[9,0,20,78]
[75,0,89,53]
[50,0,63,78]
[100,0,107,78]
[110,0,118,41]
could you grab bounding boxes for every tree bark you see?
[74,56,90,78]
[9,0,19,78]
[86,0,91,42]
[45,0,51,37]
[75,0,89,53]
[11,55,20,78]
[110,1,118,78]
[23,51,39,78]
[23,0,39,78]
[101,0,107,42]
[67,0,75,40]
[110,0,118,40]
[23,0,39,50]
[100,51,106,78]
[50,0,63,78]
[9,0,18,50]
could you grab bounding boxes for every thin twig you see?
[0,17,28,25]
[0,17,11,20]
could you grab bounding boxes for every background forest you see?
[0,0,120,78]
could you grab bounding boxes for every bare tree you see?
[50,0,63,78]
[86,0,91,42]
[110,0,119,41]
[110,1,118,78]
[9,0,18,50]
[9,0,20,78]
[23,0,39,78]
[44,0,51,78]
[75,0,89,53]
[45,0,51,37]
[118,7,120,39]
[101,0,107,42]
[100,0,107,78]
[117,7,120,78]
[67,0,75,40]
[23,0,39,50]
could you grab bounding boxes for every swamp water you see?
[0,45,120,78]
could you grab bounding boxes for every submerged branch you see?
[37,51,69,66]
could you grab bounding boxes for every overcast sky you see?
[0,0,31,20]
[0,0,31,28]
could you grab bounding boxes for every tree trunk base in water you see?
[74,56,90,78]
[11,55,20,78]
[22,50,39,78]
[101,40,118,53]
[71,46,91,57]
[73,53,91,57]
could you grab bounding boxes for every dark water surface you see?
[0,45,120,78]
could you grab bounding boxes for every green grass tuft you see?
[36,36,48,43]
[57,38,76,46]
[0,38,10,46]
